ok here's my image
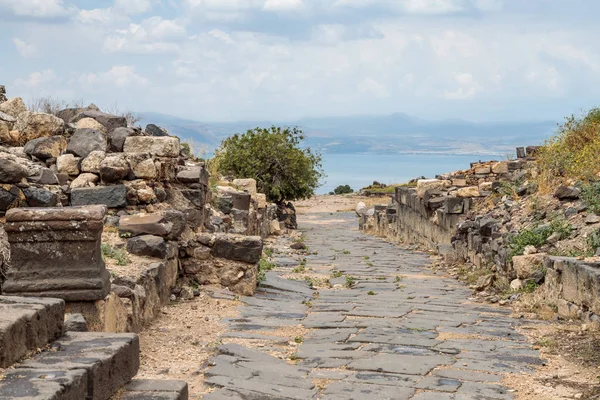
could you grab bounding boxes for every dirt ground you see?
[134,288,239,399]
[295,194,388,214]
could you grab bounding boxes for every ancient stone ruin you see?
[360,148,600,327]
[0,87,291,399]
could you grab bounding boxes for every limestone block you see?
[2,206,111,301]
[81,150,106,173]
[417,179,449,198]
[473,165,491,174]
[75,117,107,133]
[123,136,180,157]
[233,178,257,195]
[0,97,27,118]
[255,193,267,209]
[71,109,127,134]
[512,253,548,279]
[456,186,480,198]
[14,111,64,144]
[491,162,509,174]
[57,154,81,176]
[24,135,67,160]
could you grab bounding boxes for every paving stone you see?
[0,368,88,400]
[18,332,139,400]
[120,379,189,400]
[321,381,415,399]
[348,353,455,375]
[416,376,462,392]
[432,368,503,383]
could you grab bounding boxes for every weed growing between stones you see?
[331,270,343,278]
[367,291,376,295]
[101,243,131,266]
[345,276,356,288]
[258,257,276,282]
[508,215,572,257]
[264,247,274,257]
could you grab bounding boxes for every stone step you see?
[0,296,65,368]
[119,379,189,400]
[16,332,140,400]
[0,368,88,400]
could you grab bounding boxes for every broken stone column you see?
[2,205,111,301]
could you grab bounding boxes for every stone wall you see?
[360,151,600,325]
[0,88,279,334]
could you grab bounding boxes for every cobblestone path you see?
[203,212,542,399]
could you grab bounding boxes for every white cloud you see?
[208,29,234,44]
[114,0,154,15]
[12,38,36,57]
[401,0,463,14]
[443,73,480,99]
[14,69,57,88]
[71,66,149,88]
[263,0,303,11]
[0,0,74,18]
[358,77,389,98]
[104,17,186,54]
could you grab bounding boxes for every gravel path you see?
[203,211,543,399]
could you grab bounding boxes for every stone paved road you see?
[203,212,542,399]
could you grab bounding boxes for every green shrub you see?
[581,182,600,215]
[211,126,324,202]
[258,257,276,282]
[333,185,354,195]
[101,243,130,266]
[536,108,600,191]
[508,216,572,257]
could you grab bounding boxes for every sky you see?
[1,0,599,122]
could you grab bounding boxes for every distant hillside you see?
[138,112,558,156]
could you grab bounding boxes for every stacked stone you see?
[0,94,191,214]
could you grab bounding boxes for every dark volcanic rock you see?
[23,187,58,207]
[145,124,169,137]
[554,185,581,201]
[127,235,167,258]
[67,128,107,158]
[108,127,139,153]
[0,159,27,183]
[71,185,127,208]
[211,234,263,264]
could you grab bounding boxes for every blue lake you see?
[318,153,503,194]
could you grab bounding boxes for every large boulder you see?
[417,179,449,198]
[67,128,107,158]
[70,185,127,208]
[108,127,139,153]
[145,124,168,137]
[22,187,58,207]
[71,109,127,133]
[456,186,481,198]
[24,135,67,160]
[0,111,16,124]
[123,136,180,157]
[0,97,27,118]
[13,111,64,144]
[99,154,130,182]
[0,159,27,183]
[211,234,263,264]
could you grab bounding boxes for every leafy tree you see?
[212,126,324,203]
[333,184,354,195]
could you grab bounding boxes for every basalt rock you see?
[2,205,111,301]
[67,128,107,158]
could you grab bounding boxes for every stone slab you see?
[18,332,140,400]
[120,379,189,400]
[0,368,88,400]
[0,296,65,368]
